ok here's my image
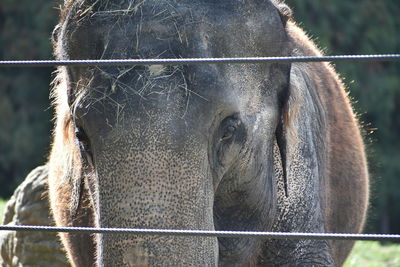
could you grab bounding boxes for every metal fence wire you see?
[0,54,399,67]
[1,53,400,242]
[1,225,400,242]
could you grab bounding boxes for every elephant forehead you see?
[61,0,286,59]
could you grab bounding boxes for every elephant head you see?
[48,0,367,266]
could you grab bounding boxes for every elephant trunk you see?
[91,123,218,266]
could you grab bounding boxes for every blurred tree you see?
[286,0,400,234]
[0,0,58,196]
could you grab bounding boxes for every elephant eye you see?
[221,125,236,141]
[215,115,246,169]
[75,126,91,153]
[75,126,94,167]
[219,114,243,143]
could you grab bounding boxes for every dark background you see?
[0,0,399,235]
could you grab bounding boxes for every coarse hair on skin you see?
[58,0,294,24]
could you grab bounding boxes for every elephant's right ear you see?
[282,64,308,139]
[275,63,307,197]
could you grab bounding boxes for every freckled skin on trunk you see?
[48,0,369,266]
[93,118,218,266]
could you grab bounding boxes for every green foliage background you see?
[0,0,399,235]
[0,0,58,196]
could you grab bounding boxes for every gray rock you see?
[0,165,70,267]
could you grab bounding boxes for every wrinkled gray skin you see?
[48,0,369,266]
[0,165,69,267]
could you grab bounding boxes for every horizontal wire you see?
[1,225,400,242]
[0,54,400,67]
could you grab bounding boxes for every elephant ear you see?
[276,2,293,26]
[281,63,311,142]
[275,62,324,197]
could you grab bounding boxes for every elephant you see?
[48,0,369,266]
